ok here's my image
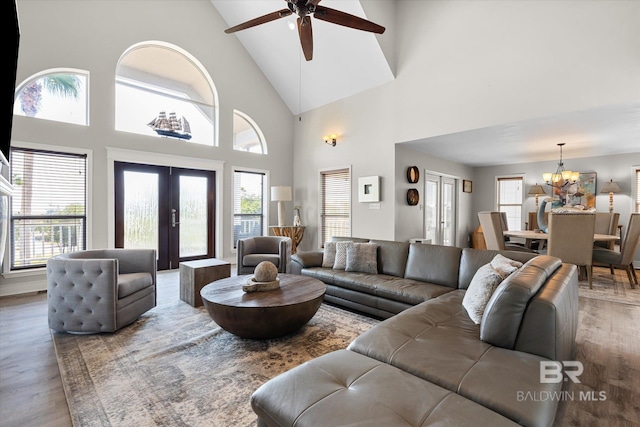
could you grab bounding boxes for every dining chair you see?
[592,213,640,288]
[593,212,620,250]
[546,212,596,288]
[477,211,537,253]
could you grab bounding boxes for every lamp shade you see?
[600,180,621,194]
[271,186,292,202]
[527,184,547,196]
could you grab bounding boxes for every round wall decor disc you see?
[407,189,419,205]
[407,166,419,183]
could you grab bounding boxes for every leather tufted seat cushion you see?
[348,291,562,427]
[251,349,519,427]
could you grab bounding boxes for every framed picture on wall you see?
[463,180,472,193]
[358,176,380,202]
[552,172,596,209]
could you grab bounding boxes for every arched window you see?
[233,110,267,154]
[14,69,88,125]
[115,42,217,146]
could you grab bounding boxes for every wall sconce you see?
[323,134,337,146]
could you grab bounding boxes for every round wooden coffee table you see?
[200,274,326,339]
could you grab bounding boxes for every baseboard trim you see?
[0,278,47,298]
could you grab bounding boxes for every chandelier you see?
[542,143,579,188]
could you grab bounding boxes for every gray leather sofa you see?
[251,239,579,426]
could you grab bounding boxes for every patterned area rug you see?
[579,266,640,306]
[52,272,379,427]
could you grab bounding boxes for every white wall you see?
[393,0,640,143]
[395,145,475,246]
[1,0,295,296]
[293,0,639,252]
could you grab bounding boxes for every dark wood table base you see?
[200,274,326,339]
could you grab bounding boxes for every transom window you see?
[115,42,217,146]
[14,70,88,126]
[233,110,267,154]
[497,176,524,231]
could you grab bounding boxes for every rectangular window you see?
[497,176,524,231]
[233,170,265,249]
[320,168,351,244]
[10,148,87,270]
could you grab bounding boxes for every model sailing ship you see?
[147,111,192,140]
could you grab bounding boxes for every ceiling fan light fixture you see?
[223,0,385,61]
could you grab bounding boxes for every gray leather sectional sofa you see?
[251,239,580,426]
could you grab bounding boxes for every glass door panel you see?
[178,175,208,257]
[441,177,456,246]
[122,171,159,251]
[424,176,439,244]
[423,172,458,246]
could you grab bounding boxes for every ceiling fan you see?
[224,0,385,61]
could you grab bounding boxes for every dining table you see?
[503,229,620,243]
[503,229,620,281]
[504,229,619,253]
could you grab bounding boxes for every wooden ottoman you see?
[179,258,231,307]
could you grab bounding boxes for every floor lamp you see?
[271,186,292,227]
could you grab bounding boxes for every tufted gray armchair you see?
[46,249,157,333]
[236,236,292,275]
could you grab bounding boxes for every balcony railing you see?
[11,216,86,269]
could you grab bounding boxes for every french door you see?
[424,172,457,246]
[114,162,215,270]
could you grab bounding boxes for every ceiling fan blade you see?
[313,6,385,34]
[297,16,313,61]
[224,9,292,34]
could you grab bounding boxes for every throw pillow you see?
[490,254,523,279]
[322,242,337,268]
[345,242,378,274]
[333,241,349,270]
[462,263,504,324]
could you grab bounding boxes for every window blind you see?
[10,147,87,269]
[320,168,350,244]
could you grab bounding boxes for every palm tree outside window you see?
[14,70,87,125]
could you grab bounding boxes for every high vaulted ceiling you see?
[211,0,394,115]
[211,1,639,167]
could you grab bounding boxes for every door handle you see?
[171,208,180,228]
